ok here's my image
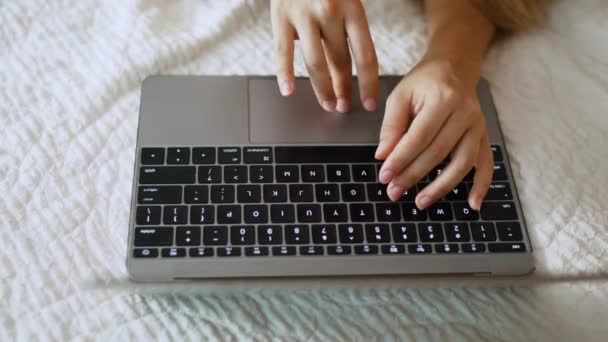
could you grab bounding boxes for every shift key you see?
[139,166,196,184]
[138,186,182,204]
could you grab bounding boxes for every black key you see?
[285,225,310,244]
[338,224,364,243]
[367,183,389,202]
[133,248,158,258]
[354,245,379,255]
[263,184,288,203]
[244,205,268,224]
[327,245,352,255]
[399,186,418,202]
[271,204,296,223]
[211,185,235,203]
[435,243,459,254]
[167,147,189,164]
[218,147,241,164]
[493,163,507,181]
[237,185,262,203]
[161,247,186,258]
[408,244,432,254]
[272,246,297,256]
[190,205,214,224]
[365,224,391,243]
[258,225,283,244]
[189,247,214,257]
[323,204,348,222]
[453,202,479,221]
[446,183,468,201]
[462,243,486,253]
[184,185,209,204]
[444,223,470,242]
[176,226,201,246]
[217,205,241,224]
[496,222,523,241]
[418,223,444,242]
[276,165,299,182]
[381,244,406,254]
[312,224,337,244]
[341,184,366,202]
[480,202,518,220]
[301,165,325,182]
[327,165,351,182]
[401,203,427,221]
[427,164,446,181]
[463,169,475,182]
[163,206,188,225]
[192,147,215,164]
[491,145,503,162]
[289,184,314,202]
[250,166,273,183]
[391,223,418,242]
[198,166,222,184]
[315,184,340,202]
[300,246,324,255]
[224,166,247,183]
[486,182,513,200]
[134,227,173,246]
[136,206,161,225]
[217,247,241,257]
[297,204,322,223]
[230,225,255,245]
[141,148,164,165]
[428,202,453,221]
[139,166,195,184]
[275,146,377,164]
[470,222,497,241]
[350,203,375,222]
[376,203,401,222]
[352,164,376,182]
[243,146,273,164]
[203,226,228,245]
[488,242,526,253]
[138,186,182,204]
[245,246,269,256]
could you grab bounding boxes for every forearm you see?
[422,0,495,87]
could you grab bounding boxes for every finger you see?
[379,95,454,184]
[414,126,481,209]
[344,2,378,111]
[385,111,471,200]
[468,133,494,210]
[320,20,352,113]
[270,7,296,96]
[296,20,337,111]
[375,89,412,164]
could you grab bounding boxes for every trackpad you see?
[248,78,390,144]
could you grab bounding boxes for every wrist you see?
[419,50,483,89]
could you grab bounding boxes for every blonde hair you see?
[473,0,554,31]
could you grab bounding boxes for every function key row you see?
[141,145,505,166]
[133,241,526,259]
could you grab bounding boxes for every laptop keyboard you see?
[132,145,527,259]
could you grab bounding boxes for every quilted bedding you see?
[1,0,607,340]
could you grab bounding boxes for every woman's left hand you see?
[375,57,494,211]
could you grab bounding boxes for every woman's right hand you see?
[270,0,379,113]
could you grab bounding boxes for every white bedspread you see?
[1,0,607,340]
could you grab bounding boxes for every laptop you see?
[127,75,534,281]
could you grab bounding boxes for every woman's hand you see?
[270,0,379,112]
[375,57,494,211]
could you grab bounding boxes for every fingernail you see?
[471,198,481,211]
[322,100,336,112]
[279,80,293,96]
[387,182,404,200]
[375,141,385,158]
[336,98,349,113]
[363,98,377,111]
[417,195,432,209]
[379,168,394,184]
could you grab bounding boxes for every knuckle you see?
[315,0,340,19]
[306,56,326,73]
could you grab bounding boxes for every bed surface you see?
[1,0,607,340]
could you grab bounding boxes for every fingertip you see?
[336,97,349,113]
[416,195,432,210]
[363,97,377,111]
[279,79,294,96]
[322,100,337,112]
